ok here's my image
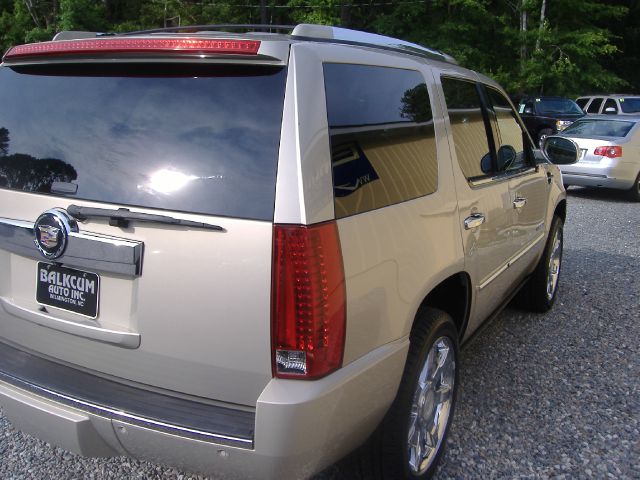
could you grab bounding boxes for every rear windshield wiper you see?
[67,205,224,231]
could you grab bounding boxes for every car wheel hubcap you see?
[546,228,562,300]
[407,336,455,475]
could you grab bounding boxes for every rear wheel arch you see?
[414,272,471,341]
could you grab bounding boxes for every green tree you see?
[0,0,636,97]
[58,0,107,31]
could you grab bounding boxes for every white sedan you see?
[558,115,640,201]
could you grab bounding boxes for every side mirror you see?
[604,107,617,114]
[480,152,492,174]
[541,136,579,165]
[496,145,517,171]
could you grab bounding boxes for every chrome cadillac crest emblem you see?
[37,225,60,249]
[33,209,77,260]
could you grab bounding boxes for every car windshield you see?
[536,98,583,115]
[620,97,640,113]
[562,119,635,138]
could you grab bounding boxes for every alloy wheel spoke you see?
[407,336,456,475]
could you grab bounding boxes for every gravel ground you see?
[1,186,638,479]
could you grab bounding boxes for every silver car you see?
[0,24,577,479]
[558,115,640,201]
[576,95,640,116]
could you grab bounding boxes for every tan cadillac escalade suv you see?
[0,24,578,479]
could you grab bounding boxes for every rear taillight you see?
[272,222,346,380]
[3,38,260,60]
[593,146,622,158]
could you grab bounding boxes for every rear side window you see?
[587,98,603,114]
[0,64,287,221]
[576,98,588,109]
[324,64,438,219]
[441,77,491,179]
[620,97,640,113]
[602,98,618,113]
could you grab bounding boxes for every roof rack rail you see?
[291,24,457,64]
[53,31,102,41]
[51,24,456,65]
[118,24,295,36]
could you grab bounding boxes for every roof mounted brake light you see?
[4,38,261,60]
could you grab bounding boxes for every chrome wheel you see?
[546,227,562,300]
[407,336,456,475]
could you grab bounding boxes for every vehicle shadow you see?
[565,185,633,203]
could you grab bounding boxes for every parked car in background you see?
[576,94,640,116]
[518,96,585,146]
[556,115,640,201]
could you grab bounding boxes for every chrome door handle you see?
[464,213,485,230]
[513,197,527,209]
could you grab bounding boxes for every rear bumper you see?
[561,160,638,189]
[0,338,408,479]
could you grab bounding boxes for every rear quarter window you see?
[323,63,438,219]
[0,63,287,221]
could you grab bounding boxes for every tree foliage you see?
[0,0,637,96]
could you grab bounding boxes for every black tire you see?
[537,127,553,148]
[350,308,459,479]
[519,215,563,312]
[628,172,640,202]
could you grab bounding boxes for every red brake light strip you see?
[4,38,260,59]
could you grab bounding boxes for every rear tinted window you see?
[576,98,588,109]
[620,97,640,113]
[0,64,286,221]
[563,119,634,137]
[441,77,491,179]
[602,98,618,113]
[587,98,603,113]
[324,64,438,218]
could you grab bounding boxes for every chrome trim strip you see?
[469,167,537,188]
[0,216,143,277]
[478,233,545,290]
[0,297,140,349]
[562,172,607,179]
[0,372,253,448]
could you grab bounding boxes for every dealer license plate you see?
[36,262,100,318]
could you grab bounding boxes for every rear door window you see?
[324,64,438,218]
[602,98,618,113]
[587,98,604,114]
[441,77,492,180]
[0,64,287,221]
